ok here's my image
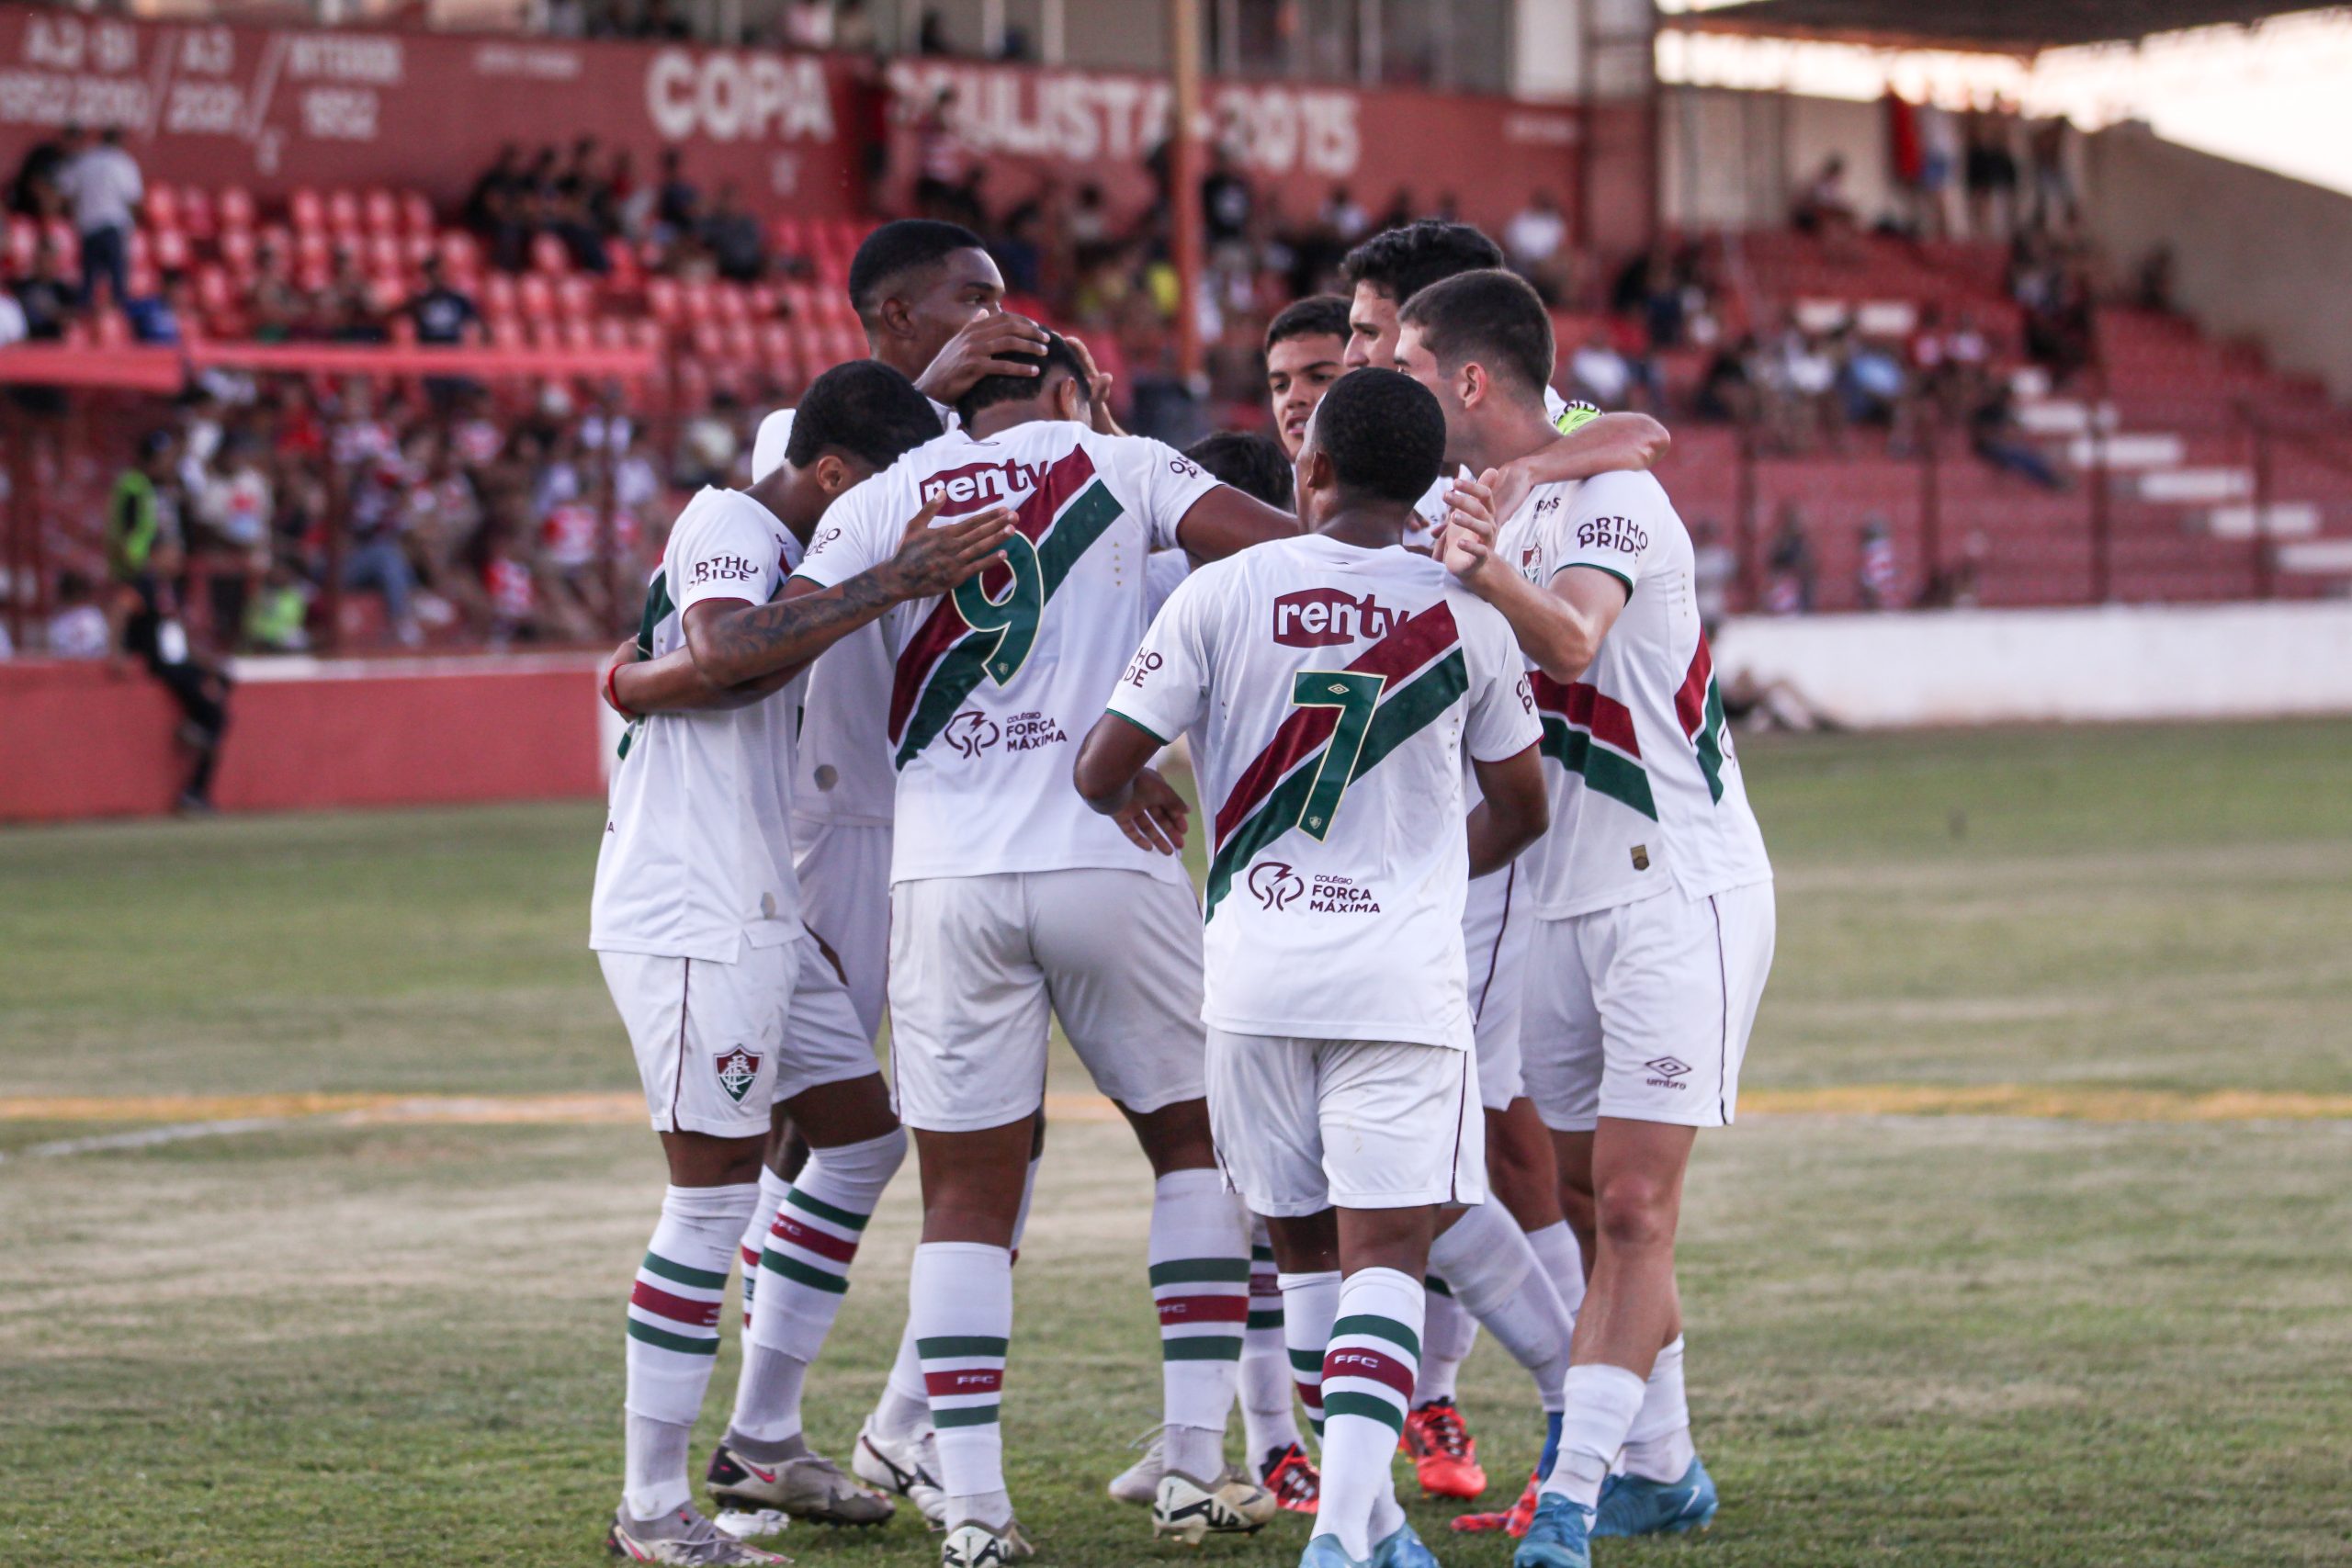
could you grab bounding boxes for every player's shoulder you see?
[672,484,763,538]
[1568,467,1675,520]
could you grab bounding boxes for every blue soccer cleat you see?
[1593,1457,1719,1539]
[1299,1532,1371,1568]
[1510,1493,1593,1568]
[1371,1519,1441,1568]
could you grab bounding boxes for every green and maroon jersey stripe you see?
[1673,633,1728,803]
[886,448,1124,767]
[1532,672,1657,820]
[1204,604,1469,916]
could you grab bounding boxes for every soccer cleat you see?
[707,1437,894,1526]
[1401,1398,1487,1499]
[940,1517,1035,1567]
[1593,1457,1718,1539]
[605,1504,788,1564]
[1298,1534,1371,1568]
[1452,1468,1539,1536]
[1510,1494,1593,1568]
[1152,1468,1280,1543]
[852,1416,948,1526]
[1370,1520,1442,1568]
[1106,1425,1166,1506]
[1259,1441,1321,1514]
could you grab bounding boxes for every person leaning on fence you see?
[107,429,233,814]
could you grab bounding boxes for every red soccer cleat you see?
[1400,1397,1487,1500]
[1258,1442,1320,1514]
[1451,1467,1540,1536]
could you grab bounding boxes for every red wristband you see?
[604,660,639,722]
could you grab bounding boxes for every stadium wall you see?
[6,652,605,821]
[1717,601,2352,728]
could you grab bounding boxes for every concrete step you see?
[2274,538,2352,574]
[2141,467,2252,503]
[2067,433,2184,469]
[2017,399,2117,436]
[2206,503,2319,539]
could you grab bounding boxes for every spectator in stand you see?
[653,148,700,244]
[405,255,482,408]
[1792,154,1855,239]
[1765,502,1816,615]
[1201,145,1253,260]
[1567,325,1635,410]
[463,143,523,232]
[1695,333,1758,424]
[126,269,190,344]
[782,0,833,47]
[243,558,311,653]
[1503,188,1571,304]
[47,570,112,659]
[1969,381,2064,491]
[1374,185,1417,233]
[1917,529,1986,609]
[1320,184,1371,243]
[247,243,308,343]
[916,6,951,54]
[700,183,767,282]
[1856,514,1899,609]
[1834,324,1912,445]
[1965,102,2020,239]
[57,125,141,308]
[109,427,232,812]
[636,0,694,40]
[325,249,387,343]
[190,430,274,649]
[10,237,72,423]
[9,121,74,219]
[834,0,876,50]
[1690,519,1737,637]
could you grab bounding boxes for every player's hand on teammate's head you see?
[1062,333,1125,437]
[1440,471,1501,581]
[915,311,1051,403]
[1112,767,1189,856]
[881,497,1018,598]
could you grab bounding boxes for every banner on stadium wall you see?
[0,5,1578,231]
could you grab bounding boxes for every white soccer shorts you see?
[1464,863,1531,1112]
[1205,1028,1487,1216]
[601,937,884,1139]
[1519,880,1777,1133]
[887,868,1208,1133]
[792,818,893,1041]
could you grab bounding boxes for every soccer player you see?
[1073,367,1552,1568]
[709,333,1302,1565]
[1264,295,1351,457]
[592,361,1014,1565]
[1394,269,1777,1568]
[1339,219,1670,1511]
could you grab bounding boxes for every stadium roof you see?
[1662,0,2342,54]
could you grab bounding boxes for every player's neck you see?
[1317,500,1409,552]
[1458,400,1560,476]
[963,404,1050,441]
[746,469,824,544]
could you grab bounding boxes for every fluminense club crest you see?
[714,1045,761,1103]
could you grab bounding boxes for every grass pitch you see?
[2,720,2348,1566]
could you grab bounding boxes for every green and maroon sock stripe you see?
[1290,1346,1326,1438]
[627,1251,727,1357]
[1532,672,1658,820]
[1321,1313,1420,1435]
[761,1186,869,1296]
[1673,634,1728,802]
[1249,1246,1284,1335]
[1150,1257,1250,1362]
[918,1334,1009,1428]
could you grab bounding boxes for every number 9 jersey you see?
[1107,535,1541,1051]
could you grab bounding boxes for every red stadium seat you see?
[294,229,331,272]
[755,321,798,373]
[629,317,667,353]
[603,239,641,289]
[595,317,633,350]
[325,187,362,239]
[526,318,567,351]
[401,233,435,270]
[127,259,157,299]
[644,275,682,325]
[562,319,597,352]
[216,185,256,233]
[368,275,405,314]
[386,314,417,347]
[213,229,253,282]
[194,265,235,316]
[144,186,179,232]
[678,277,717,326]
[516,273,557,321]
[127,229,151,272]
[296,258,330,293]
[152,228,191,271]
[690,320,728,363]
[177,185,215,240]
[557,275,597,321]
[528,231,571,276]
[768,217,804,257]
[481,272,519,319]
[93,308,130,347]
[288,187,324,234]
[723,321,758,364]
[712,284,750,325]
[366,233,404,276]
[4,218,34,276]
[488,313,526,352]
[400,190,435,240]
[362,187,399,238]
[437,230,481,277]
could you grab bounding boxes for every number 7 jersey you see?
[792,422,1225,887]
[1108,536,1541,1050]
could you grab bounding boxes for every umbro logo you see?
[1644,1055,1691,1091]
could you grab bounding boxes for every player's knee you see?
[1592,1171,1679,1253]
[810,1122,907,1185]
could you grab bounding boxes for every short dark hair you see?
[1397,267,1555,397]
[1184,432,1292,510]
[1264,294,1351,354]
[786,360,943,471]
[1308,368,1444,505]
[955,331,1089,426]
[1340,220,1504,304]
[847,220,986,321]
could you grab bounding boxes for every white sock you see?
[1622,1335,1696,1482]
[737,1168,791,1330]
[731,1127,906,1444]
[1524,1219,1586,1330]
[872,1152,1038,1445]
[624,1182,760,1520]
[1310,1267,1422,1562]
[1148,1170,1249,1458]
[1415,1279,1476,1405]
[1539,1363,1648,1510]
[1429,1200,1573,1412]
[1278,1269,1340,1444]
[1238,1224,1304,1458]
[911,1240,1014,1527]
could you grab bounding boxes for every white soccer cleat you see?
[1106,1425,1166,1506]
[1151,1468,1280,1544]
[852,1416,948,1526]
[605,1504,788,1564]
[707,1437,893,1527]
[940,1517,1035,1567]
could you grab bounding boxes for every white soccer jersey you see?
[1406,386,1584,550]
[793,421,1225,886]
[1499,469,1772,919]
[592,488,808,961]
[1108,536,1541,1049]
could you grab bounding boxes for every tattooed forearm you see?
[687,570,902,690]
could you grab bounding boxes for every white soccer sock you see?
[1429,1200,1573,1412]
[1310,1267,1422,1562]
[1539,1363,1648,1510]
[872,1152,1039,1444]
[1414,1278,1476,1405]
[1238,1223,1304,1459]
[624,1182,760,1519]
[1148,1170,1249,1472]
[1622,1335,1696,1482]
[1524,1220,1587,1329]
[737,1168,791,1330]
[730,1128,906,1446]
[1278,1269,1341,1444]
[911,1240,1015,1528]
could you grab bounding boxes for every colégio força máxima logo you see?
[1248,860,1306,911]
